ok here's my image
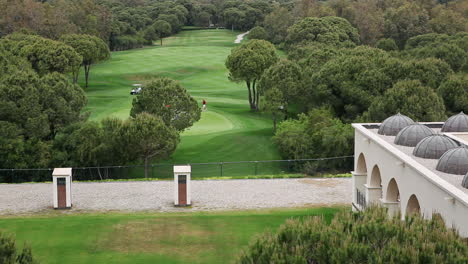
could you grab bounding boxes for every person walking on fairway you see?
[202,99,207,111]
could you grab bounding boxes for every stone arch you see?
[406,194,421,215]
[386,178,400,202]
[356,153,367,174]
[370,165,382,188]
[366,165,383,205]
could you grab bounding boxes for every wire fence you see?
[0,156,353,183]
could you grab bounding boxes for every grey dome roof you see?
[413,134,459,159]
[378,113,415,136]
[394,124,434,147]
[463,173,468,189]
[436,146,468,175]
[441,112,468,132]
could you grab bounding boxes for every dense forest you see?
[1,0,466,50]
[0,0,467,172]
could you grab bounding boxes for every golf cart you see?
[130,84,143,95]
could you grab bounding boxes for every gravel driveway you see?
[0,178,351,215]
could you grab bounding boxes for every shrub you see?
[273,108,353,173]
[238,207,468,264]
[0,232,36,264]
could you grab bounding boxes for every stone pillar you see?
[352,171,367,211]
[364,184,382,206]
[381,199,400,218]
[52,168,72,209]
[174,165,191,207]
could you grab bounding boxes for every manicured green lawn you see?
[0,207,342,264]
[83,30,281,164]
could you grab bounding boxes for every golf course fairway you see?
[84,30,281,164]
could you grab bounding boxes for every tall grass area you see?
[83,30,281,165]
[0,207,341,264]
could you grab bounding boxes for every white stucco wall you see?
[352,124,468,237]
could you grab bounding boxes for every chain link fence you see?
[0,156,353,183]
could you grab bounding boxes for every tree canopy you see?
[404,33,467,72]
[0,48,86,141]
[153,20,172,46]
[130,77,201,131]
[262,7,294,45]
[2,33,82,76]
[248,26,267,40]
[238,207,468,263]
[286,16,360,48]
[120,113,179,178]
[226,39,278,110]
[258,59,303,129]
[438,74,468,114]
[364,80,446,122]
[383,2,431,48]
[0,39,86,169]
[307,47,399,121]
[60,34,110,87]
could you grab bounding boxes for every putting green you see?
[83,30,280,163]
[183,111,234,136]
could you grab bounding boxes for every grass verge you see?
[0,207,344,264]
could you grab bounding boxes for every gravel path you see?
[234,31,249,43]
[0,178,351,215]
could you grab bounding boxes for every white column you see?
[186,173,191,206]
[381,199,400,218]
[52,176,58,208]
[364,184,382,206]
[66,175,72,208]
[174,174,179,205]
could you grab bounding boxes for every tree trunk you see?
[73,67,80,84]
[246,81,256,110]
[84,64,91,89]
[97,167,103,180]
[253,79,259,110]
[144,157,149,178]
[160,38,163,46]
[252,84,257,110]
[273,112,277,132]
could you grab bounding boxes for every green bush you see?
[0,232,36,264]
[273,108,353,173]
[238,207,468,264]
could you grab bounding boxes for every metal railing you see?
[0,156,353,183]
[356,188,367,210]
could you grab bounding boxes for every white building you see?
[352,112,468,237]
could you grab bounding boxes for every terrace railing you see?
[356,188,367,210]
[0,156,353,183]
